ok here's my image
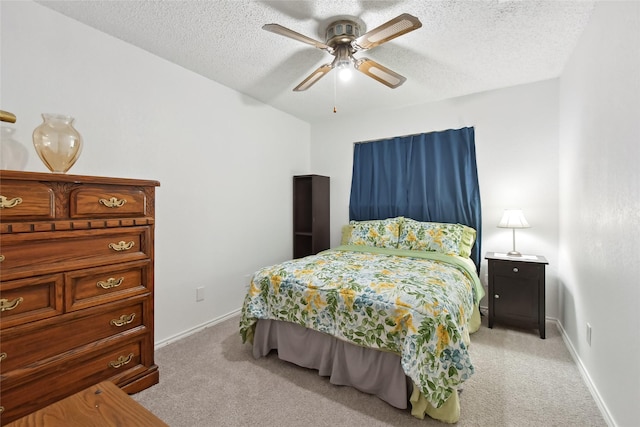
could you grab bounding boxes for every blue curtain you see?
[349,127,482,272]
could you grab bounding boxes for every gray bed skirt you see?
[252,319,411,409]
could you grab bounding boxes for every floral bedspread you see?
[239,245,483,408]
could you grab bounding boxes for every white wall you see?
[0,1,311,343]
[558,2,640,426]
[310,80,560,316]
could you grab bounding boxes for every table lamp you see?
[497,209,530,256]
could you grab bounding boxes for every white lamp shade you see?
[497,209,530,229]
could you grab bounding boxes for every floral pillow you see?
[398,219,476,257]
[346,217,403,249]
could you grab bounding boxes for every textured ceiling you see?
[36,0,594,123]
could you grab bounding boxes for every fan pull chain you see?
[333,70,338,113]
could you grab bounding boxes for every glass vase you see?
[32,113,82,173]
[1,126,28,170]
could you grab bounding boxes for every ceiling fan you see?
[263,13,422,91]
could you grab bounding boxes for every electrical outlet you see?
[586,322,592,346]
[196,286,205,302]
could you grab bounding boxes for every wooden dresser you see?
[0,170,160,425]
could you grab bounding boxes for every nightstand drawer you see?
[491,260,542,279]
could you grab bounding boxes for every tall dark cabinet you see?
[293,175,330,259]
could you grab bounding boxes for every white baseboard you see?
[153,308,241,351]
[552,318,616,427]
[479,312,615,426]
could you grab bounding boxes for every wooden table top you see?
[5,381,167,427]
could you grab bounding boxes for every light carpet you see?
[133,314,606,426]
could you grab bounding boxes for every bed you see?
[240,217,484,423]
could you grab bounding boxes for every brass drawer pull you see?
[109,353,134,369]
[0,195,23,209]
[110,313,136,327]
[0,352,7,362]
[494,294,500,299]
[0,406,4,414]
[97,277,124,289]
[0,297,24,312]
[0,255,4,262]
[513,267,519,273]
[108,241,135,251]
[99,197,127,208]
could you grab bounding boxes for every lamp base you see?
[507,250,523,257]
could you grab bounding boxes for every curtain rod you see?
[353,132,418,145]
[353,126,473,145]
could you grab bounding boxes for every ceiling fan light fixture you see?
[264,13,421,91]
[331,44,354,82]
[338,66,352,82]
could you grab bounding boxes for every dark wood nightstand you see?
[485,252,549,339]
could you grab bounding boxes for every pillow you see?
[346,217,403,249]
[458,224,477,258]
[341,224,353,245]
[398,219,476,257]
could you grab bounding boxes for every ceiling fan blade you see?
[354,58,406,89]
[353,13,422,50]
[263,24,333,52]
[293,64,333,91]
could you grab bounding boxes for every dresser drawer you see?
[0,274,64,329]
[65,260,152,312]
[0,338,148,424]
[0,299,146,374]
[70,187,148,218]
[491,259,542,279]
[0,182,54,220]
[0,226,151,281]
